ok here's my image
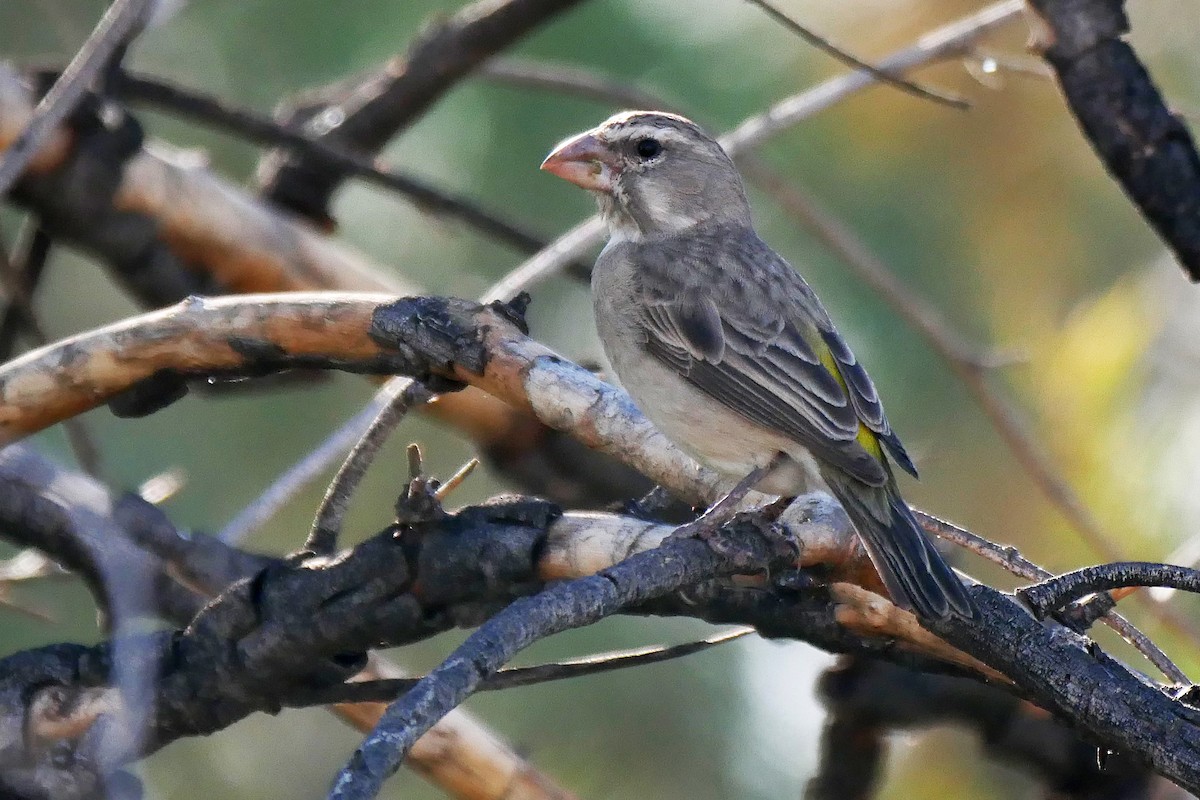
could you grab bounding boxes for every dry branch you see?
[0,444,954,799]
[0,65,405,301]
[1028,0,1200,279]
[258,0,587,221]
[0,445,582,800]
[0,293,727,506]
[0,292,399,442]
[0,64,649,511]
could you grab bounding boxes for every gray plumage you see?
[544,111,975,620]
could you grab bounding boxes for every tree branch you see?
[328,508,798,799]
[257,0,587,222]
[1028,0,1200,280]
[1020,562,1200,618]
[0,0,152,195]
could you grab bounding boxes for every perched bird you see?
[541,111,975,620]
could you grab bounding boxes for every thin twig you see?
[68,69,579,263]
[433,458,480,502]
[919,511,1189,684]
[217,381,416,545]
[293,628,750,706]
[487,0,1024,301]
[917,511,1045,582]
[479,58,687,114]
[0,0,153,195]
[671,463,767,538]
[306,379,429,555]
[744,0,968,109]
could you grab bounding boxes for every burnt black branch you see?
[4,445,1200,798]
[1029,0,1200,279]
[328,510,799,800]
[1019,561,1200,618]
[930,588,1200,792]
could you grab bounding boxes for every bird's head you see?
[541,111,751,240]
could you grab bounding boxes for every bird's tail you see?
[821,469,976,621]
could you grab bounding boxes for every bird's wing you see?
[631,227,914,485]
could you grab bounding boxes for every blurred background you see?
[2,0,1200,797]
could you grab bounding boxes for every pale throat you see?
[595,190,643,247]
[595,183,709,245]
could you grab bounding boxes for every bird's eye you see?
[635,137,662,159]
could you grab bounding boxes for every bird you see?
[540,110,975,621]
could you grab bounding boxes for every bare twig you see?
[919,511,1189,684]
[1020,562,1200,619]
[292,628,751,706]
[434,458,480,502]
[0,0,153,195]
[479,58,686,114]
[306,379,429,555]
[743,0,968,109]
[917,511,1047,582]
[216,392,403,545]
[487,0,1025,300]
[723,0,1022,150]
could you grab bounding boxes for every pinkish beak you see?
[541,131,619,193]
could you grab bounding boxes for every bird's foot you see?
[669,469,799,572]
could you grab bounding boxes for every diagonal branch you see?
[483,0,1025,301]
[0,0,153,195]
[1027,0,1200,280]
[328,513,798,800]
[258,0,588,221]
[744,0,967,109]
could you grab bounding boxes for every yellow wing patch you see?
[816,337,884,461]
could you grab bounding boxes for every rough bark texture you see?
[1029,0,1200,279]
